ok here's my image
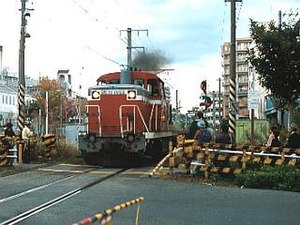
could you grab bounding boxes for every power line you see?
[84,45,123,67]
[71,0,127,45]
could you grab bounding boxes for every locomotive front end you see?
[78,71,174,166]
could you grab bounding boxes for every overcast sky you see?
[0,0,299,112]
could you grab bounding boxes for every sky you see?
[0,0,299,112]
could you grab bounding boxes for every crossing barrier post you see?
[7,146,18,166]
[168,140,174,176]
[242,149,247,169]
[18,141,24,165]
[204,147,210,180]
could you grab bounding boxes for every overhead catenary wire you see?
[72,0,151,65]
[84,46,123,67]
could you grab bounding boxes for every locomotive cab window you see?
[134,79,144,87]
[147,79,159,97]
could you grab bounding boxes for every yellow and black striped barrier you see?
[0,135,57,166]
[72,196,144,225]
[0,148,9,166]
[0,136,20,166]
[149,153,172,177]
[41,134,56,160]
[160,136,300,179]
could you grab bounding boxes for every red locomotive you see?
[78,69,175,166]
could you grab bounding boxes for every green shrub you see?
[54,139,81,159]
[235,166,300,192]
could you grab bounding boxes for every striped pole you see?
[18,0,27,135]
[225,0,242,143]
[229,78,237,142]
[18,84,25,133]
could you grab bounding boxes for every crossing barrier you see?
[0,134,57,166]
[0,148,8,166]
[41,134,56,160]
[149,140,184,177]
[148,152,171,177]
[6,147,18,166]
[0,136,19,166]
[153,136,300,179]
[190,146,300,180]
[72,196,144,225]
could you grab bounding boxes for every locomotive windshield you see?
[147,79,159,96]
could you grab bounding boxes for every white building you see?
[0,81,18,126]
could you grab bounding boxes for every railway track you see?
[0,165,134,225]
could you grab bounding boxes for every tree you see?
[248,16,300,115]
[32,76,73,133]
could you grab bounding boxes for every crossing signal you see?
[204,96,212,109]
[200,95,212,109]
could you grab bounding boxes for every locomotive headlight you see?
[92,90,100,99]
[127,90,136,100]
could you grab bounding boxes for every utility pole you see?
[225,0,241,143]
[218,77,222,122]
[212,91,216,132]
[120,28,148,83]
[18,0,32,134]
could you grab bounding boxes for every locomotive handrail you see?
[119,105,149,138]
[149,103,159,131]
[149,103,155,130]
[86,105,101,135]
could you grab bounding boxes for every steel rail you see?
[0,168,128,225]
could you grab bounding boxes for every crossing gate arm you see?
[202,148,300,159]
[72,196,144,225]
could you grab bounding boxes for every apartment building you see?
[222,37,253,119]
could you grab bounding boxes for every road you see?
[0,164,299,225]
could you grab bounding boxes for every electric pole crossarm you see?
[120,28,148,70]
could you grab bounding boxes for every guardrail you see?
[72,196,144,225]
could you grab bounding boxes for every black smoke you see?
[132,50,171,71]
